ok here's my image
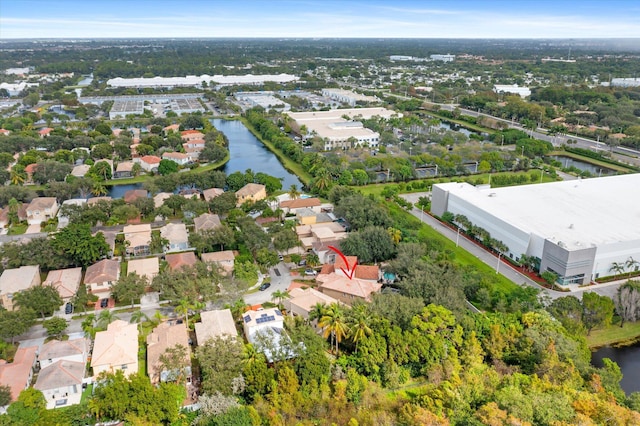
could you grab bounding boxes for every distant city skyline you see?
[1,0,639,39]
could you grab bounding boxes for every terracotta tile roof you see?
[318,273,382,302]
[84,259,119,285]
[165,252,198,270]
[193,213,221,233]
[334,255,358,271]
[0,346,37,402]
[91,320,138,371]
[146,321,190,384]
[24,163,38,173]
[39,338,89,361]
[140,155,161,164]
[34,360,84,391]
[43,267,83,300]
[201,250,235,263]
[236,183,265,197]
[123,189,148,204]
[38,127,53,135]
[280,197,321,209]
[202,188,224,201]
[287,281,311,291]
[355,265,380,281]
[0,265,40,296]
[195,309,237,344]
[180,130,203,136]
[26,197,57,211]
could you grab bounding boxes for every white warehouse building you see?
[431,174,640,285]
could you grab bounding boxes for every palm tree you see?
[318,303,349,355]
[96,309,119,329]
[308,302,326,325]
[312,168,333,193]
[130,310,149,333]
[610,262,626,278]
[387,227,402,245]
[271,290,290,309]
[288,184,301,200]
[306,253,320,268]
[10,168,24,185]
[152,310,167,326]
[91,183,107,196]
[348,304,372,353]
[175,299,194,329]
[625,257,639,275]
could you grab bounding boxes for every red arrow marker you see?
[328,245,357,280]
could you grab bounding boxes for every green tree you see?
[157,343,191,385]
[287,184,301,200]
[13,286,63,319]
[111,272,147,307]
[340,226,396,263]
[0,385,11,407]
[197,336,245,396]
[209,191,237,215]
[615,280,640,327]
[51,223,109,267]
[88,160,112,181]
[42,317,68,338]
[582,292,615,335]
[255,247,279,271]
[318,303,349,355]
[0,308,36,343]
[347,303,373,353]
[158,159,179,175]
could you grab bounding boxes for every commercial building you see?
[610,78,640,88]
[287,108,400,151]
[431,174,640,285]
[109,99,144,119]
[234,91,291,110]
[320,89,379,107]
[107,74,299,89]
[493,84,531,99]
[430,54,455,62]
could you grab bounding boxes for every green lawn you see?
[548,150,635,173]
[7,223,28,235]
[80,383,93,404]
[587,321,640,349]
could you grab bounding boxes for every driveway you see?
[243,261,293,306]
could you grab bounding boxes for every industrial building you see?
[431,174,640,285]
[109,99,144,119]
[321,89,379,107]
[234,91,291,110]
[107,74,299,89]
[493,84,531,99]
[287,107,400,151]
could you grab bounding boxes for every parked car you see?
[298,259,307,266]
[304,269,317,276]
[278,254,284,261]
[65,302,73,314]
[259,282,271,291]
[100,298,109,308]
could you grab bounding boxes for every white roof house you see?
[160,223,189,253]
[242,308,297,362]
[493,84,531,98]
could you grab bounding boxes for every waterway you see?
[211,118,303,189]
[592,343,640,394]
[107,119,303,198]
[438,121,475,137]
[550,155,615,176]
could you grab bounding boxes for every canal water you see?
[550,155,615,176]
[211,119,303,189]
[592,343,640,394]
[107,119,303,198]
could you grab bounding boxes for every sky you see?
[1,0,639,39]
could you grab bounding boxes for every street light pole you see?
[456,227,460,247]
[496,252,502,274]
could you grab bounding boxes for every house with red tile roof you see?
[180,129,204,141]
[279,197,322,214]
[163,124,180,134]
[165,252,198,271]
[38,127,54,138]
[84,259,120,298]
[235,183,266,206]
[0,129,10,136]
[133,155,161,172]
[123,189,148,204]
[0,345,38,403]
[317,273,382,305]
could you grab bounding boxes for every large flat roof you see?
[437,173,640,250]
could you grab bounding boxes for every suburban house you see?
[184,146,203,162]
[317,273,382,305]
[296,222,347,253]
[57,199,87,229]
[193,213,221,233]
[86,196,112,206]
[165,252,198,271]
[161,223,189,253]
[26,197,59,225]
[0,345,38,403]
[146,321,191,385]
[242,308,296,362]
[318,256,380,282]
[70,164,90,178]
[162,152,190,166]
[123,189,148,204]
[153,192,172,208]
[163,124,180,134]
[0,204,28,229]
[202,187,224,202]
[24,163,37,184]
[195,309,237,345]
[235,183,266,206]
[284,287,339,320]
[279,197,322,215]
[34,360,85,409]
[43,267,83,303]
[201,250,235,274]
[84,259,120,298]
[181,129,204,141]
[133,155,161,172]
[182,139,205,150]
[114,161,135,179]
[38,338,89,369]
[39,127,53,138]
[126,257,159,283]
[91,320,139,378]
[123,224,152,256]
[0,265,41,311]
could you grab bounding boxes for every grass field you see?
[587,321,640,349]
